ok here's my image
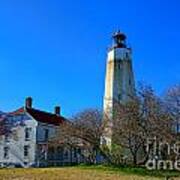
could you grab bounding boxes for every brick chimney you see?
[25,97,32,109]
[54,106,61,116]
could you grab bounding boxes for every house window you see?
[4,147,9,159]
[57,147,64,160]
[64,149,68,159]
[118,94,122,101]
[44,129,49,141]
[176,123,180,133]
[25,128,31,141]
[126,52,129,58]
[73,148,77,158]
[24,145,30,158]
[48,147,55,160]
[77,148,81,155]
[118,63,121,69]
[4,134,10,142]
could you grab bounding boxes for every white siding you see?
[0,115,38,167]
[36,122,57,143]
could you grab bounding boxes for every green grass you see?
[78,164,180,178]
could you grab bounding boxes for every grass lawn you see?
[0,166,180,180]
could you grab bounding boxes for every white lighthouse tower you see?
[103,31,135,146]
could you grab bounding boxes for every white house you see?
[0,97,81,167]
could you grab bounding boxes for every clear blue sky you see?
[0,0,179,117]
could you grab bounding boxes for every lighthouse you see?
[103,31,135,146]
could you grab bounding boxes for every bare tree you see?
[164,84,180,134]
[112,84,174,166]
[50,84,179,167]
[50,109,109,164]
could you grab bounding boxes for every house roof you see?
[9,107,66,126]
[0,117,4,122]
[9,107,25,115]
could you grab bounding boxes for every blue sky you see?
[0,0,179,117]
